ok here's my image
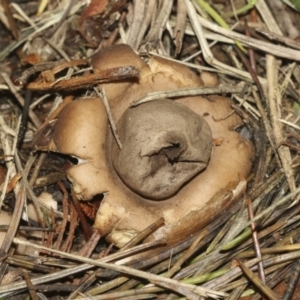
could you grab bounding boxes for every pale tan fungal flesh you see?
[35,44,255,247]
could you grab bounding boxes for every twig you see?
[95,87,122,149]
[131,85,243,106]
[28,153,47,187]
[55,182,70,250]
[247,195,266,283]
[23,270,39,300]
[1,72,42,129]
[257,28,300,50]
[144,0,173,43]
[15,60,66,86]
[77,232,101,257]
[266,54,296,192]
[70,189,92,241]
[61,201,79,253]
[121,218,165,250]
[0,116,22,208]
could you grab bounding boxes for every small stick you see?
[15,59,87,86]
[12,237,228,298]
[77,231,101,257]
[26,66,139,91]
[1,72,42,128]
[0,225,53,232]
[95,87,122,149]
[18,89,31,146]
[247,195,266,283]
[121,217,165,250]
[131,85,243,106]
[23,270,39,300]
[28,153,47,187]
[70,189,92,241]
[61,201,79,253]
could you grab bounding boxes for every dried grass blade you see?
[184,0,262,82]
[226,283,248,300]
[126,0,146,49]
[97,87,122,149]
[256,28,300,50]
[266,55,296,193]
[196,15,300,61]
[255,0,282,34]
[238,244,300,258]
[11,238,228,299]
[144,0,173,43]
[174,0,187,54]
[247,195,265,282]
[165,230,206,278]
[0,188,26,258]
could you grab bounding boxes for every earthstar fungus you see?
[35,44,255,247]
[112,99,212,200]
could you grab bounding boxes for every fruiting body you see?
[112,99,212,200]
[35,44,255,247]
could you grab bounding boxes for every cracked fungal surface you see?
[35,44,255,247]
